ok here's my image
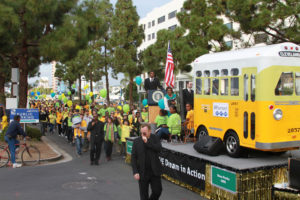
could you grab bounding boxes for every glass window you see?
[275,72,294,96]
[244,74,248,101]
[168,10,177,19]
[251,112,255,140]
[221,69,228,76]
[196,71,202,77]
[152,33,155,39]
[220,78,228,95]
[225,41,233,48]
[148,34,151,41]
[196,79,202,95]
[213,70,219,77]
[212,78,219,95]
[204,78,211,95]
[158,16,165,24]
[152,20,155,26]
[244,112,248,139]
[231,77,239,96]
[168,25,177,31]
[231,68,239,76]
[251,74,256,101]
[295,72,300,95]
[204,70,210,77]
[143,24,146,30]
[224,22,233,30]
[148,22,151,28]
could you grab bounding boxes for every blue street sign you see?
[10,109,39,123]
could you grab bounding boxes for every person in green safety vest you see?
[104,117,117,161]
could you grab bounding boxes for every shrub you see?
[25,125,42,141]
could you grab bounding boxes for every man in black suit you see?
[144,71,163,92]
[183,81,194,118]
[131,124,162,200]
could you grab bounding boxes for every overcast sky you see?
[29,0,172,87]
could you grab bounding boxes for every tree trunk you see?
[78,75,82,104]
[0,72,6,107]
[18,51,29,108]
[104,41,110,105]
[90,72,93,102]
[129,76,134,107]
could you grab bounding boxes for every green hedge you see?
[25,125,42,141]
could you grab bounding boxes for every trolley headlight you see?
[273,109,283,120]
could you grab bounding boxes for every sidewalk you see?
[0,136,63,165]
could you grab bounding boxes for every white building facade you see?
[51,61,58,92]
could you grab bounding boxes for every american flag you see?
[164,41,175,88]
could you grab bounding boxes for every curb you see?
[40,136,63,163]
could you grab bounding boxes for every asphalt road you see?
[0,133,205,200]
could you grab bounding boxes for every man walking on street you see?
[131,124,162,200]
[5,115,27,168]
[87,113,104,165]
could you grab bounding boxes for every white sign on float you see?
[213,103,229,118]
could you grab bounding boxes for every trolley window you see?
[204,78,211,95]
[295,72,300,96]
[196,79,202,95]
[212,78,219,95]
[220,78,228,96]
[231,77,239,96]
[275,72,293,96]
[251,74,256,101]
[244,74,249,101]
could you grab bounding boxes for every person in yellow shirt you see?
[56,108,63,136]
[183,103,194,137]
[119,119,131,157]
[74,114,86,156]
[48,111,56,134]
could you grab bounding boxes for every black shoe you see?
[90,161,94,165]
[94,161,99,165]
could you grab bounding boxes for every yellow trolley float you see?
[193,42,300,157]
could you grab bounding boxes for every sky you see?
[29,0,172,87]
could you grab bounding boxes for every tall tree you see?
[225,0,300,44]
[111,0,144,106]
[0,0,79,108]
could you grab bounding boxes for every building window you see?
[168,10,177,19]
[158,16,165,24]
[180,7,184,12]
[168,25,177,31]
[152,33,155,39]
[224,22,233,30]
[148,22,151,28]
[152,20,155,26]
[225,41,233,48]
[148,34,151,41]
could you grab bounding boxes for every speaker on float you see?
[193,135,224,156]
[289,158,300,189]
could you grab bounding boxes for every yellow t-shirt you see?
[186,110,194,130]
[56,112,63,124]
[121,125,131,142]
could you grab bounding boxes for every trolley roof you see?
[193,42,300,64]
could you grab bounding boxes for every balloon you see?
[123,104,130,113]
[61,93,65,98]
[89,92,93,97]
[75,105,81,110]
[30,91,35,96]
[67,91,71,96]
[135,76,142,85]
[84,85,89,90]
[58,95,62,100]
[35,96,38,100]
[88,99,92,104]
[43,94,47,99]
[67,100,72,107]
[37,91,41,96]
[63,97,68,103]
[158,99,165,109]
[117,105,122,111]
[55,102,60,107]
[85,95,90,100]
[100,89,107,98]
[142,99,148,107]
[72,84,76,89]
[51,93,55,98]
[51,89,54,93]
